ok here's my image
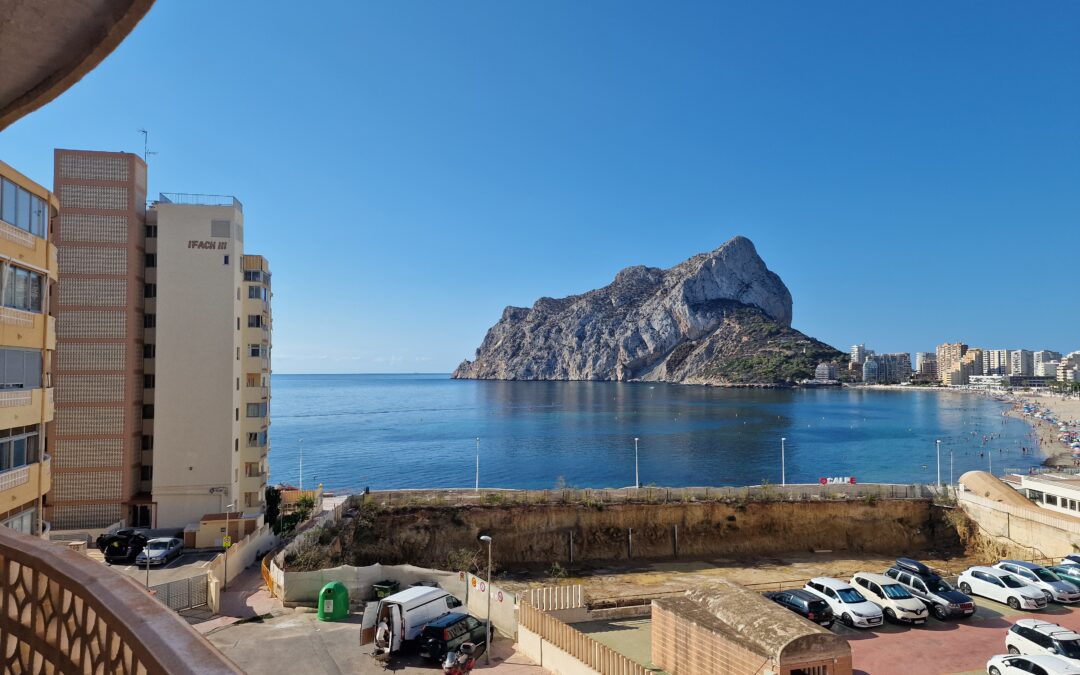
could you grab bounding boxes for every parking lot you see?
[98,550,219,586]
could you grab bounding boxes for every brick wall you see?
[652,602,773,675]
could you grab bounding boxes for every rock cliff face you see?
[453,236,843,385]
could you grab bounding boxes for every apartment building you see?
[937,342,968,386]
[50,150,147,529]
[0,161,58,535]
[147,195,271,528]
[961,348,984,384]
[915,352,938,379]
[51,150,271,529]
[1010,350,1034,377]
[985,349,1010,377]
[850,344,868,366]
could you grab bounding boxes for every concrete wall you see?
[152,202,243,528]
[959,490,1080,558]
[518,626,601,675]
[278,563,467,607]
[464,572,518,638]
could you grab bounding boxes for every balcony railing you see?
[0,389,32,407]
[0,527,240,673]
[0,307,35,327]
[0,464,29,492]
[0,218,37,248]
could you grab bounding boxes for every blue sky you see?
[2,1,1077,373]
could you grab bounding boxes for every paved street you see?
[208,610,545,675]
[98,550,219,586]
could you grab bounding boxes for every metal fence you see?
[150,574,209,612]
[367,482,934,508]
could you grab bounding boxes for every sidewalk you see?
[193,563,282,634]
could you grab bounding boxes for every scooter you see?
[442,642,485,675]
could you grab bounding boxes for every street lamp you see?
[634,437,640,488]
[475,438,480,492]
[479,535,493,664]
[298,438,304,491]
[781,437,786,486]
[935,439,941,488]
[223,502,235,592]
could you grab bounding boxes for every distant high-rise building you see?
[862,357,879,384]
[851,344,868,366]
[877,353,912,384]
[1036,361,1060,378]
[814,362,839,380]
[985,349,1011,376]
[1034,350,1062,370]
[961,349,984,383]
[915,352,938,379]
[937,342,968,386]
[1010,350,1034,377]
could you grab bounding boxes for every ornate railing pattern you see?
[0,307,34,327]
[0,389,33,407]
[0,527,240,674]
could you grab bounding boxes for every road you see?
[95,550,219,586]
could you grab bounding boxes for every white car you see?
[803,577,883,628]
[1006,619,1080,664]
[850,572,929,624]
[959,566,1047,611]
[995,561,1080,604]
[987,653,1080,675]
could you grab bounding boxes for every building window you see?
[0,348,43,389]
[247,315,262,328]
[244,271,263,283]
[235,408,239,421]
[145,225,157,238]
[143,314,156,328]
[144,283,156,298]
[246,403,267,418]
[0,178,48,238]
[145,254,156,268]
[245,462,260,478]
[144,374,155,389]
[142,405,154,419]
[144,344,156,359]
[1,508,35,534]
[2,265,44,313]
[248,286,268,300]
[249,344,265,358]
[140,466,153,481]
[0,427,40,472]
[223,255,230,265]
[141,435,154,450]
[234,438,239,453]
[1046,494,1059,506]
[247,431,267,447]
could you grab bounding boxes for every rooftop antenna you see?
[137,128,158,163]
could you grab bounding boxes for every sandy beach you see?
[1003,393,1080,467]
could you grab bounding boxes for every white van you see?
[369,586,463,656]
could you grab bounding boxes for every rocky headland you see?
[453,236,844,386]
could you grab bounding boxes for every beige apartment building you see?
[51,150,271,530]
[0,161,58,535]
[937,342,968,386]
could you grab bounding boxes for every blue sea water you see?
[267,374,1041,492]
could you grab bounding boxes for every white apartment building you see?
[985,349,1010,376]
[146,195,270,528]
[1016,474,1080,518]
[1010,350,1034,377]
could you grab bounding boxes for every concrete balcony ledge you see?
[0,526,240,673]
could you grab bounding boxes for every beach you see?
[1003,392,1080,468]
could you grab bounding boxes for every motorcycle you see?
[442,642,485,675]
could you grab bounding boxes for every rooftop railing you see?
[0,527,241,674]
[157,192,243,211]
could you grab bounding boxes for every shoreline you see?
[1002,393,1080,469]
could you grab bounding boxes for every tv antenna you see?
[138,129,158,163]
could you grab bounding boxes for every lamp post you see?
[781,437,786,486]
[479,535,493,664]
[298,438,304,491]
[634,437,640,488]
[223,502,235,592]
[950,449,954,490]
[935,439,941,488]
[475,437,480,492]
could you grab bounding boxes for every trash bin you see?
[317,581,349,621]
[372,579,400,600]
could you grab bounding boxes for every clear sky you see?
[2,1,1077,372]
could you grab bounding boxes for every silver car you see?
[135,537,183,566]
[994,561,1080,603]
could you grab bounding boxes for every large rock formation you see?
[453,236,844,386]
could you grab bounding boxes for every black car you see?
[418,613,488,661]
[764,589,835,628]
[96,528,149,564]
[884,558,975,620]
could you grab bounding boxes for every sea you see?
[267,374,1042,492]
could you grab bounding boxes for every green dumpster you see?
[317,581,349,621]
[372,579,400,600]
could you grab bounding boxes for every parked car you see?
[803,577,883,629]
[418,612,489,661]
[1048,566,1080,588]
[958,566,1047,611]
[994,561,1080,604]
[763,589,834,628]
[370,586,463,656]
[1006,619,1080,664]
[134,537,183,567]
[987,653,1080,675]
[885,558,975,620]
[850,572,929,624]
[96,529,149,565]
[1060,555,1080,570]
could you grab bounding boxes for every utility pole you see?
[781,437,787,486]
[936,439,941,487]
[634,437,640,488]
[475,437,480,492]
[298,438,303,491]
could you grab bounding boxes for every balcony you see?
[0,388,54,428]
[0,308,55,350]
[0,527,240,674]
[0,454,50,518]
